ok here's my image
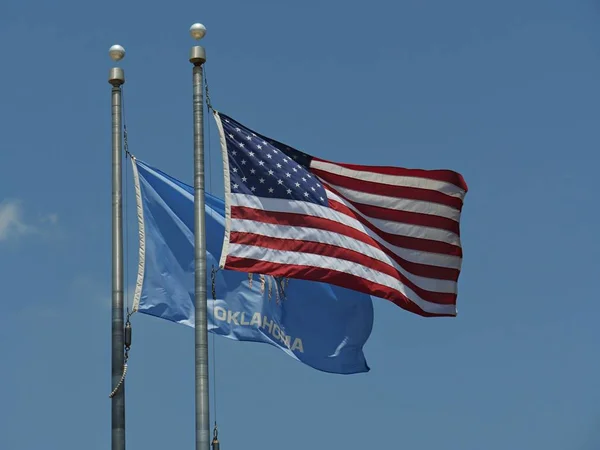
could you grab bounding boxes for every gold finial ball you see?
[190,23,207,40]
[109,45,125,61]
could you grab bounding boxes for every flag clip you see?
[211,423,220,450]
[109,311,133,399]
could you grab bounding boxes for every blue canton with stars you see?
[219,113,328,206]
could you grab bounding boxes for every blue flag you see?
[130,157,374,374]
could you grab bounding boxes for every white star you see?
[225,119,230,123]
[292,168,298,172]
[259,178,265,183]
[316,183,321,188]
[228,133,234,138]
[276,163,282,168]
[295,182,300,187]
[258,160,265,166]
[277,179,283,185]
[304,192,309,197]
[250,168,256,174]
[257,145,263,150]
[268,169,274,176]
[231,150,237,156]
[286,189,292,194]
[252,133,257,137]
[311,187,316,191]
[266,154,273,159]
[232,168,238,173]
[307,174,312,178]
[283,158,289,163]
[241,159,247,165]
[246,135,252,140]
[302,177,307,182]
[268,187,274,193]
[262,140,267,145]
[319,196,324,202]
[233,183,239,189]
[251,186,256,192]
[239,142,245,148]
[271,148,278,154]
[242,176,248,182]
[248,151,255,157]
[285,172,291,177]
[297,164,302,169]
[235,127,241,132]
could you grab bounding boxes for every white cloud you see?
[0,200,34,240]
[0,199,58,242]
[42,213,59,225]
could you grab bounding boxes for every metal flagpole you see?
[189,23,210,450]
[109,44,126,450]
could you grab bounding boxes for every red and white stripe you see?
[215,113,468,317]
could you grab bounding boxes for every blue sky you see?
[1,0,599,449]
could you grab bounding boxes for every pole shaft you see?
[111,82,125,450]
[193,62,210,450]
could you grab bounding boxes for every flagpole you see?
[109,44,126,450]
[189,23,210,450]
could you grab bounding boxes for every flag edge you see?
[130,155,146,313]
[213,110,233,270]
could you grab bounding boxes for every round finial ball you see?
[109,45,126,61]
[190,23,207,40]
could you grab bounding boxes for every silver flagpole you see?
[109,44,126,450]
[189,23,210,450]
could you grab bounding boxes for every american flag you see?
[214,112,468,317]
